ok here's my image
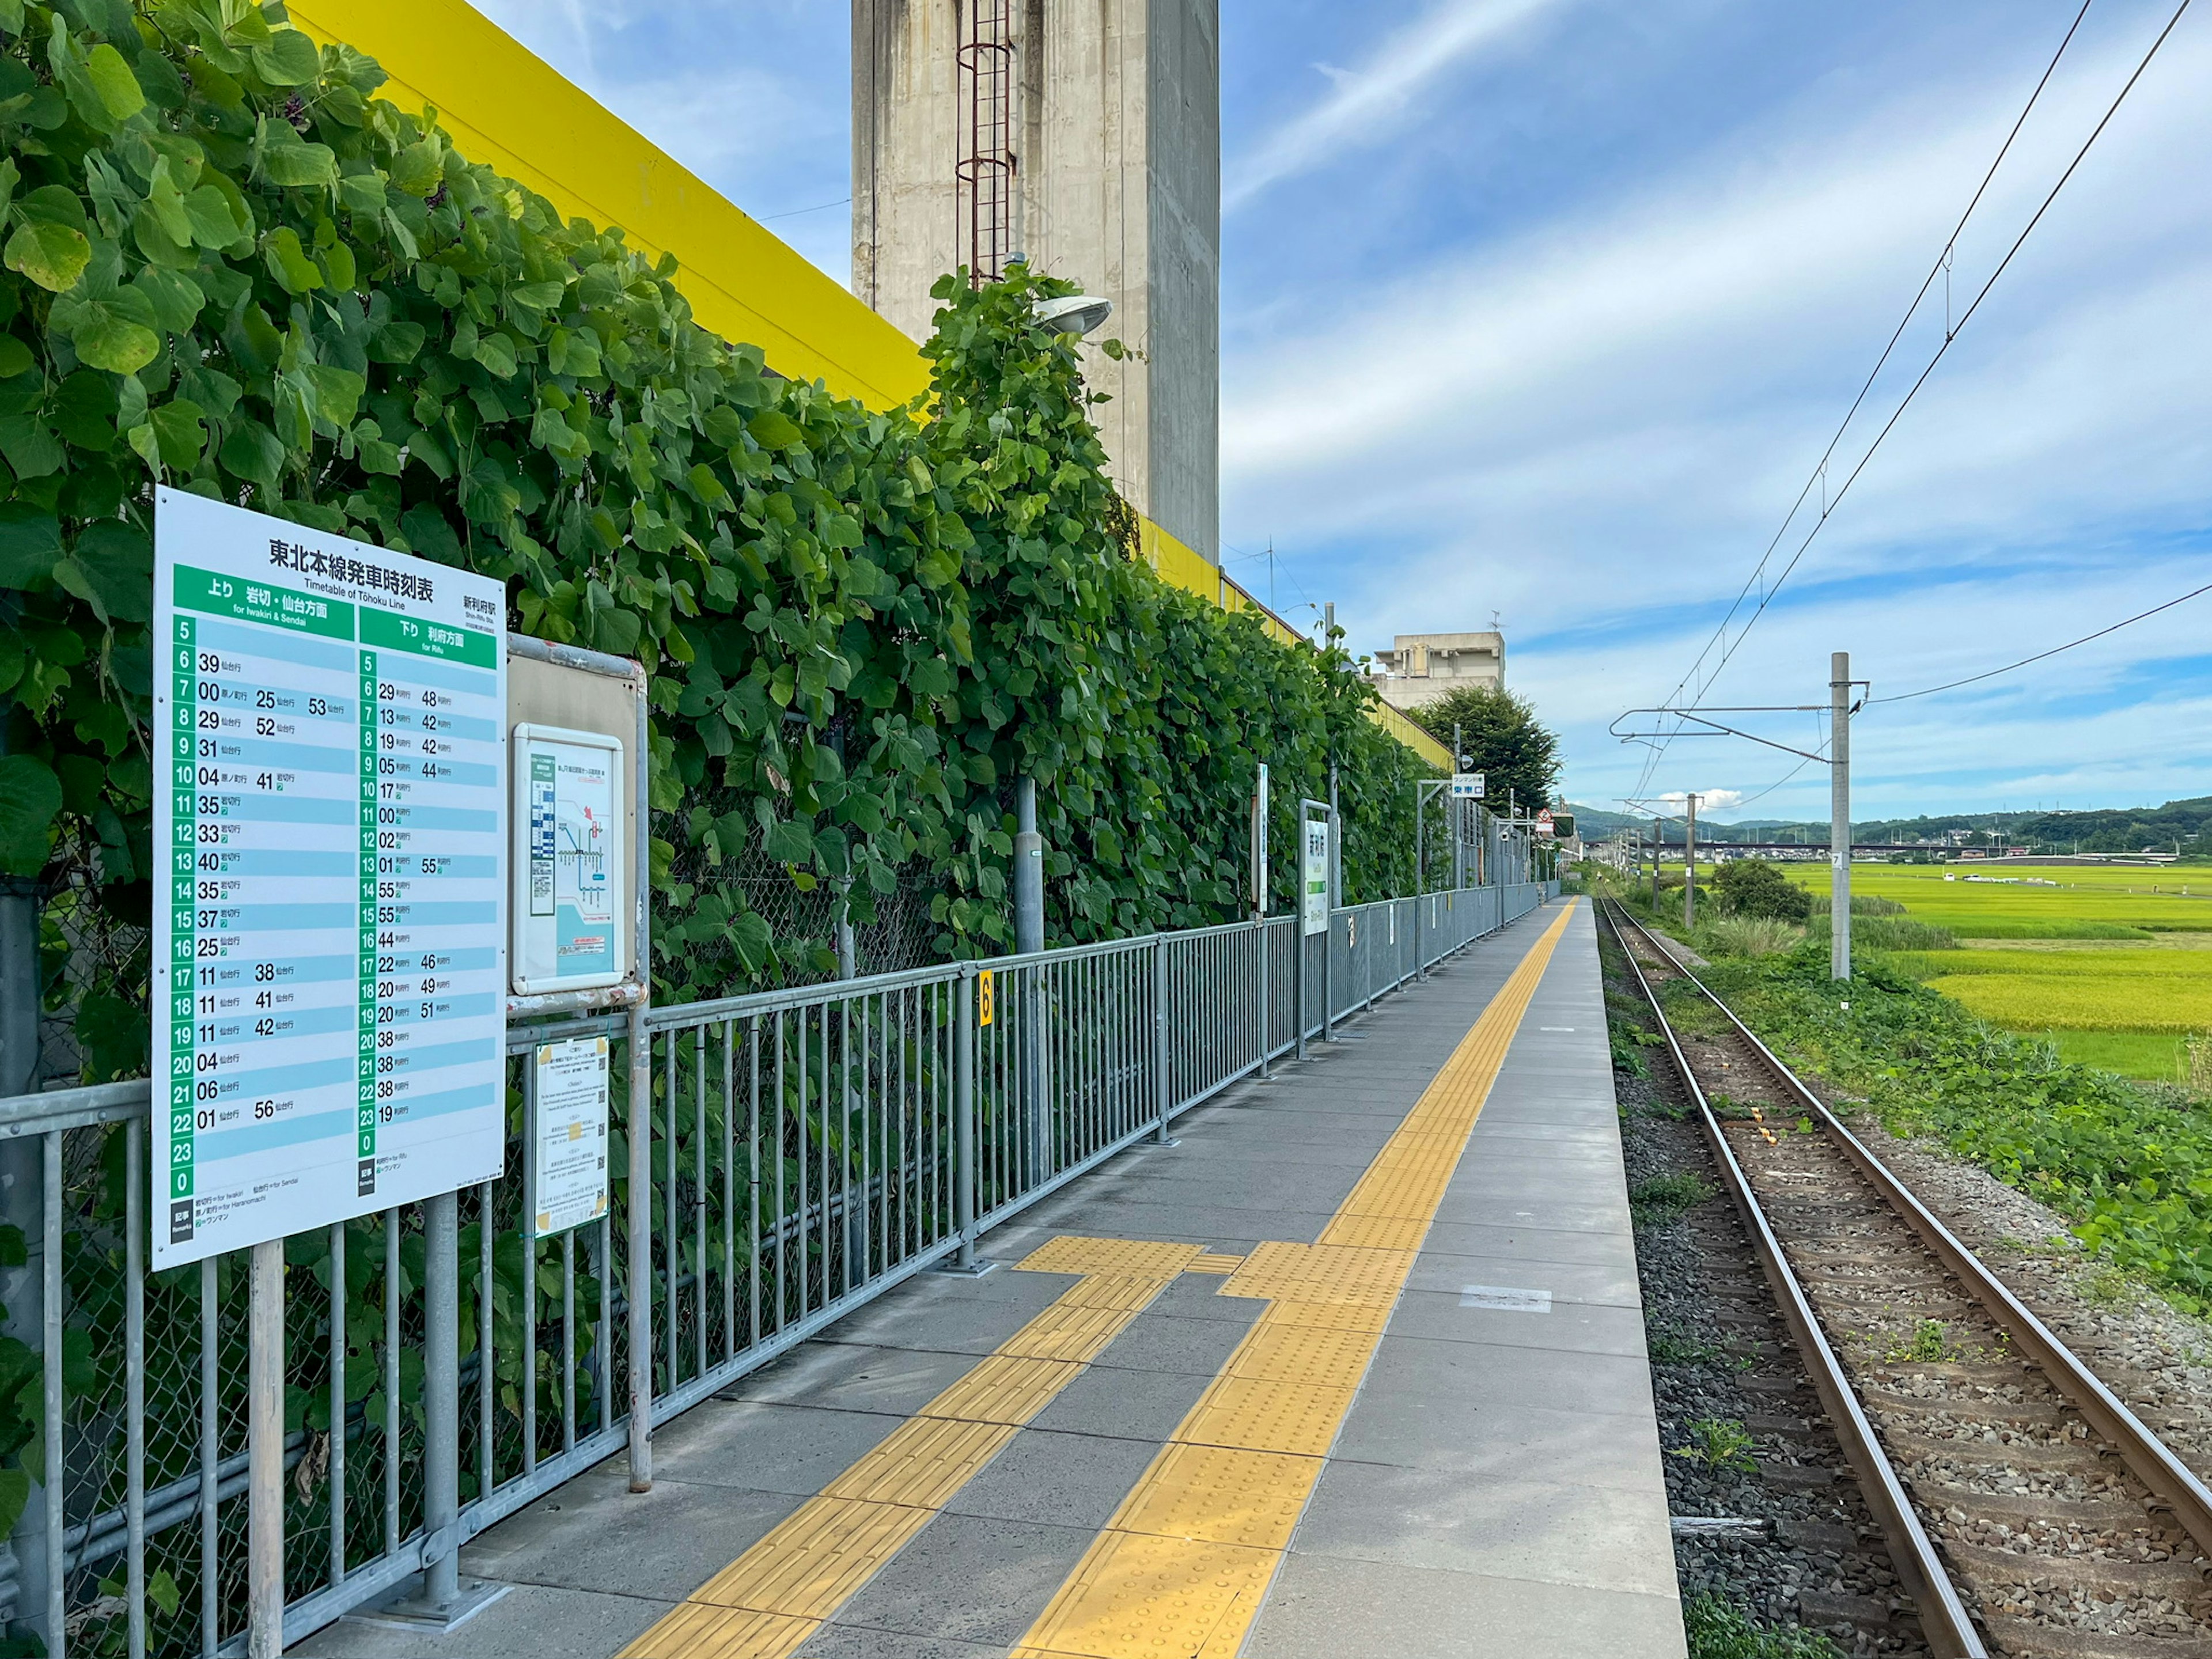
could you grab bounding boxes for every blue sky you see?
[477,0,2212,823]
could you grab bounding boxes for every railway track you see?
[1602,898,2212,1659]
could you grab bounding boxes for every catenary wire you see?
[1646,0,2098,728]
[1629,0,2185,800]
[1869,576,2212,703]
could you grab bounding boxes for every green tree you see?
[1404,685,1560,809]
[1712,858,1810,921]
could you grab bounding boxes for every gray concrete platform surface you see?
[293,897,1684,1659]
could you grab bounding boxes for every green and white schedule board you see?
[154,488,508,1267]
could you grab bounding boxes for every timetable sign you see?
[153,488,508,1266]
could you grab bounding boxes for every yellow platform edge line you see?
[617,1237,1203,1659]
[1016,902,1578,1659]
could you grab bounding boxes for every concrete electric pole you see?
[1683,792,1701,932]
[1830,650,1852,981]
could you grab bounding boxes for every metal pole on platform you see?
[626,1004,652,1490]
[0,850,46,1652]
[1014,777,1044,1183]
[1831,650,1853,982]
[247,1239,284,1659]
[422,1191,459,1608]
[1414,782,1426,980]
[1253,766,1270,1078]
[955,969,977,1269]
[1153,937,1175,1145]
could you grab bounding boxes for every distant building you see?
[1368,631,1506,711]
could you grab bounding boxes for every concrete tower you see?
[853,0,1221,563]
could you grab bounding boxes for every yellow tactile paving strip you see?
[620,903,1577,1659]
[618,1236,1204,1659]
[1012,902,1577,1659]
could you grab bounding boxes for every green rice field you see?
[1787,863,2212,1080]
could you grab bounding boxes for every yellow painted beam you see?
[287,0,930,411]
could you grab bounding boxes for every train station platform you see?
[298,897,1685,1659]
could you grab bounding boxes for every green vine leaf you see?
[3,218,89,291]
[0,754,62,877]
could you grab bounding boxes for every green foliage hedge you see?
[0,0,1436,1078]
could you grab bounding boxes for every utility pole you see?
[1683,793,1700,931]
[1830,650,1852,980]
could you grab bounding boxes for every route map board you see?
[153,488,508,1267]
[511,725,625,994]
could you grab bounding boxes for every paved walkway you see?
[298,897,1684,1659]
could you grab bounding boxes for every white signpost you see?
[1301,817,1330,937]
[1451,772,1486,800]
[512,725,626,993]
[153,488,507,1267]
[531,1036,611,1236]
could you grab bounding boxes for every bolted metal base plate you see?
[931,1255,999,1278]
[347,1575,511,1634]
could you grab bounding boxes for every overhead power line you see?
[1631,0,2192,797]
[1648,0,2098,723]
[1870,576,2212,703]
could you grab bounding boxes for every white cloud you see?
[1224,0,1562,211]
[1223,14,2212,816]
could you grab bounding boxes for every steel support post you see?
[1013,777,1044,1185]
[952,969,982,1271]
[1252,766,1270,1078]
[247,1239,285,1659]
[422,1191,460,1608]
[0,873,46,1653]
[1414,785,1426,980]
[626,1005,652,1491]
[1152,937,1175,1146]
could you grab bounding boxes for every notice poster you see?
[510,726,625,993]
[153,488,507,1267]
[532,1037,610,1236]
[1302,818,1330,937]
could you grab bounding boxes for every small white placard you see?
[1451,772,1485,799]
[532,1037,611,1236]
[1460,1285,1552,1313]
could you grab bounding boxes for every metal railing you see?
[0,879,1552,1656]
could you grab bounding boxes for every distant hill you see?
[1567,797,2212,854]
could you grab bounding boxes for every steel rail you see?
[1605,899,2212,1564]
[1600,899,1986,1658]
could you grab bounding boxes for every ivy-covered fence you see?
[0,0,1437,1090]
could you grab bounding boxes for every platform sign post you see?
[154,488,508,1646]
